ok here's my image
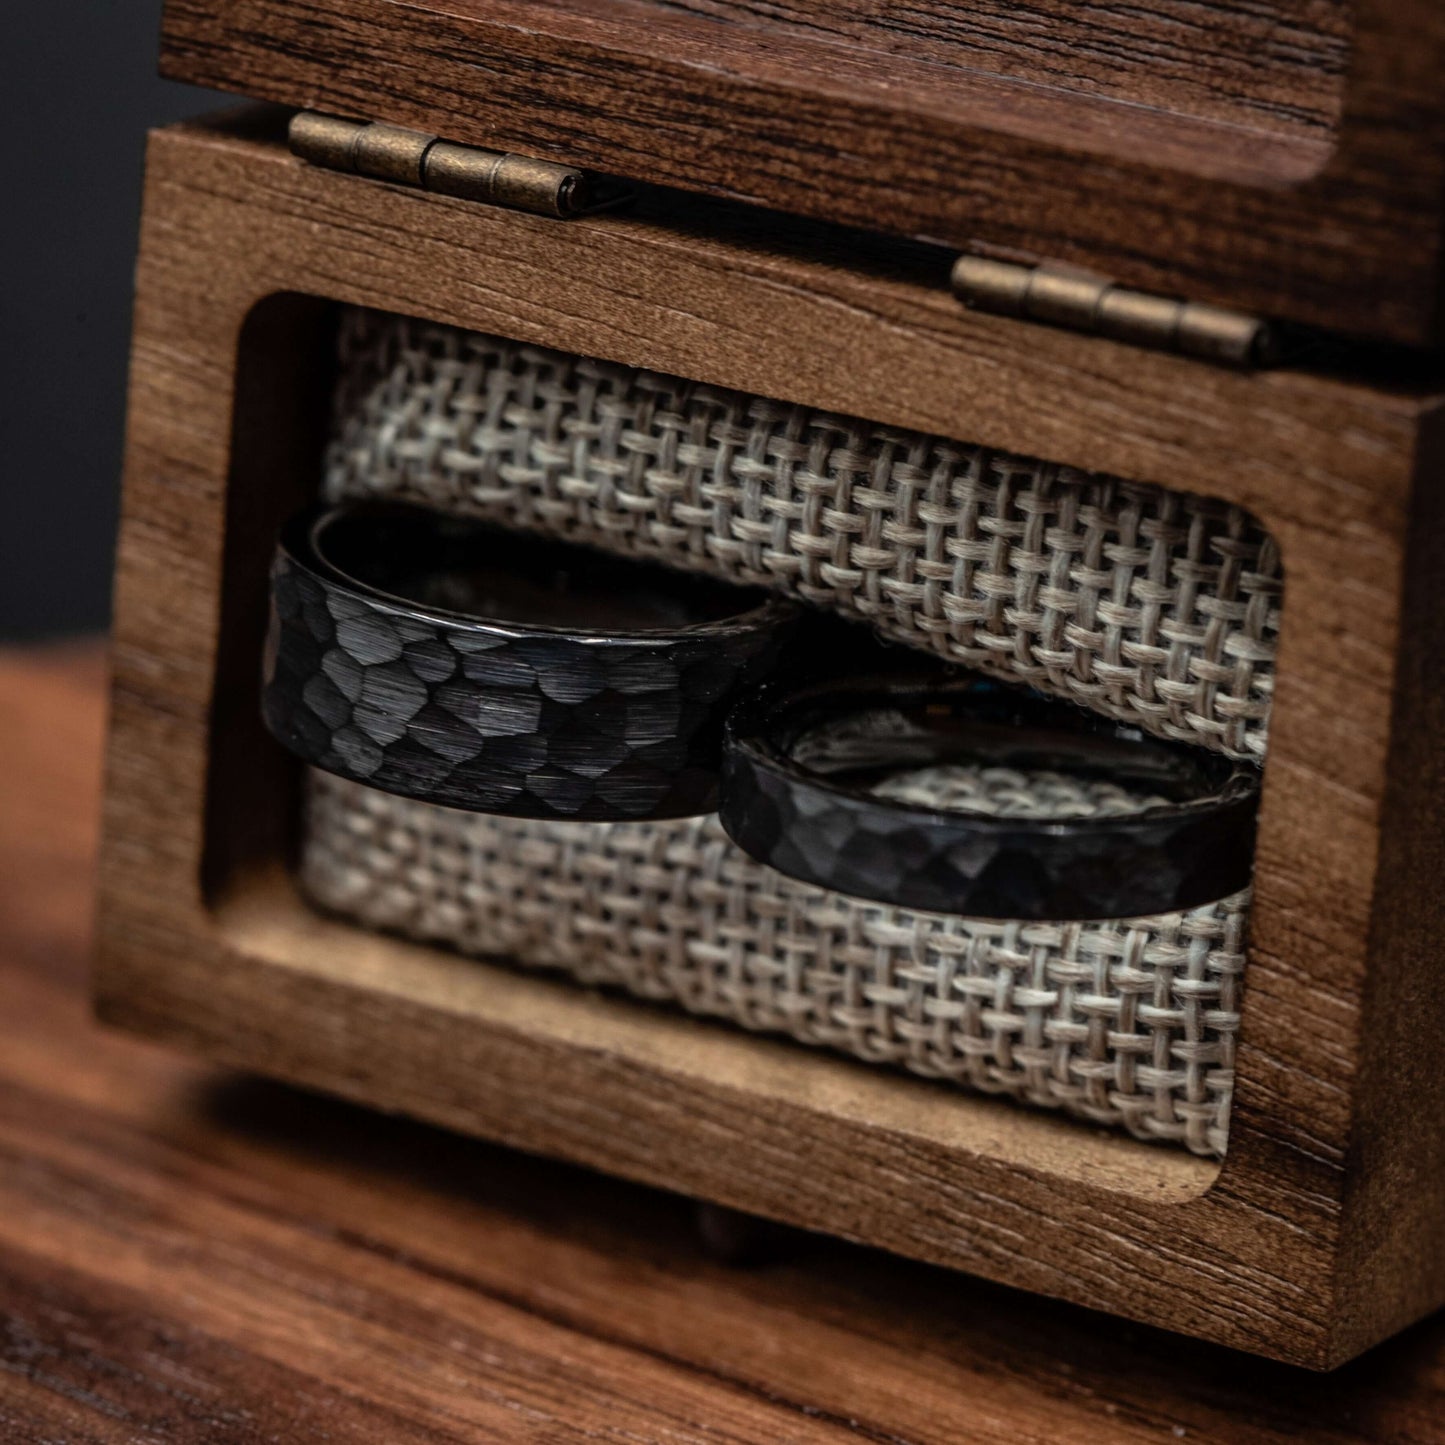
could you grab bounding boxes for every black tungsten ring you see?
[261,501,799,820]
[718,675,1261,920]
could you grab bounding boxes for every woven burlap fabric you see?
[306,306,1258,1157]
[325,308,1280,760]
[302,769,1246,1157]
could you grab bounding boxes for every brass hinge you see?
[952,256,1277,368]
[291,113,1274,364]
[289,112,591,219]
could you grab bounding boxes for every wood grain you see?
[154,0,1445,344]
[95,111,1445,1369]
[9,642,1445,1438]
[653,0,1351,130]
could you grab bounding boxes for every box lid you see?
[159,0,1445,348]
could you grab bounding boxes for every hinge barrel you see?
[289,112,588,219]
[952,256,1276,368]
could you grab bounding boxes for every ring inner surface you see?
[314,505,767,632]
[786,696,1225,816]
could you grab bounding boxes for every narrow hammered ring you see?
[719,675,1262,920]
[262,501,800,820]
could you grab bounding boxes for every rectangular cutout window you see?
[243,305,1282,1161]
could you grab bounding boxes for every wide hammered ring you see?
[262,501,800,820]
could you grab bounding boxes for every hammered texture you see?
[324,308,1281,759]
[720,738,1255,921]
[303,769,1248,1156]
[262,549,788,819]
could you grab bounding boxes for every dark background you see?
[3,2,221,640]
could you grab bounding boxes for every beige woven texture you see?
[303,769,1247,1157]
[326,309,1281,759]
[304,305,1267,1158]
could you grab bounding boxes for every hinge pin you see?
[952,256,1277,367]
[289,112,589,219]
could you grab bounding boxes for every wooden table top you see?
[4,641,1445,1444]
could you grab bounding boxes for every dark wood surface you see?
[6,640,1445,1440]
[156,0,1445,344]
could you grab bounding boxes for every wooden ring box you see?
[99,0,1445,1369]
